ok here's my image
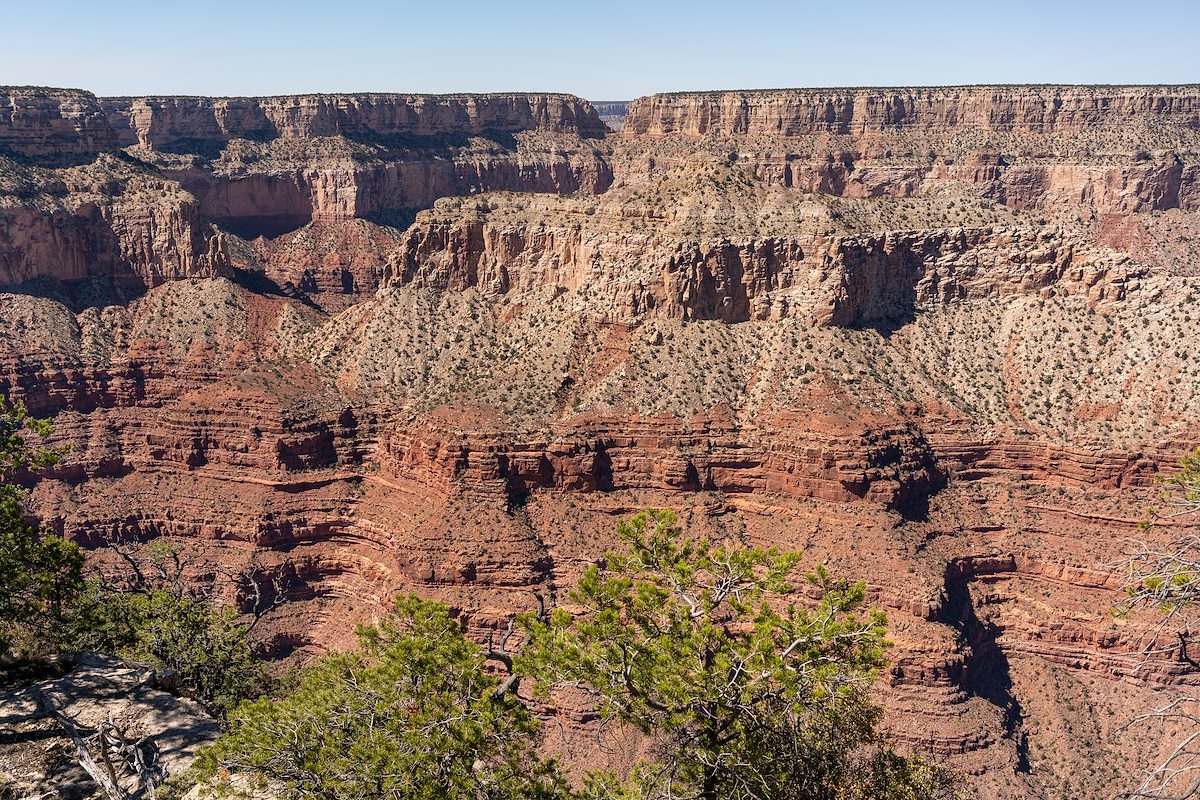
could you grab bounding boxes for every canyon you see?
[2,83,1200,799]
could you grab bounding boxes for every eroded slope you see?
[1,84,1199,799]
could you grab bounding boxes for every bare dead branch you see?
[486,593,546,698]
[33,689,129,800]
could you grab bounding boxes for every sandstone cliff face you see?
[99,93,611,238]
[0,87,117,164]
[0,89,231,288]
[0,89,610,290]
[0,155,229,288]
[819,226,1144,324]
[732,152,1191,213]
[172,150,612,238]
[618,86,1200,214]
[102,94,613,252]
[623,86,1200,138]
[0,202,226,288]
[388,195,1145,327]
[103,93,609,149]
[372,414,942,510]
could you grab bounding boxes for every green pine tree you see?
[0,397,83,659]
[517,508,952,800]
[202,595,569,799]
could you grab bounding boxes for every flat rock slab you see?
[0,654,219,799]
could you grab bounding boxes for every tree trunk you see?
[33,689,130,800]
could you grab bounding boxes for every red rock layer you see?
[227,219,403,309]
[377,412,942,509]
[0,273,1195,799]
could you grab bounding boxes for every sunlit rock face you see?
[3,83,1200,799]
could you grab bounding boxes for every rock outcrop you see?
[618,86,1200,214]
[102,93,612,242]
[103,93,609,149]
[623,86,1200,138]
[387,187,1146,327]
[0,88,610,292]
[0,654,219,799]
[0,153,229,289]
[0,87,117,164]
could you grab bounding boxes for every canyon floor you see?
[2,84,1200,798]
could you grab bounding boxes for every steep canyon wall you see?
[619,86,1200,213]
[2,83,1200,799]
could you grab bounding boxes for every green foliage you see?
[73,585,264,717]
[1139,447,1200,532]
[202,595,567,800]
[0,397,260,719]
[0,397,83,658]
[1123,448,1200,614]
[517,508,950,800]
[1162,447,1200,516]
[1117,453,1200,797]
[0,398,62,477]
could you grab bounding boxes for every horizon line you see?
[5,82,1200,103]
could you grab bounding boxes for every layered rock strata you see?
[0,87,116,164]
[102,93,609,148]
[0,153,229,288]
[623,86,1200,138]
[1,84,1199,800]
[389,194,1145,327]
[618,86,1200,214]
[0,88,610,293]
[101,93,611,242]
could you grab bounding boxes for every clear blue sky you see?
[2,0,1196,99]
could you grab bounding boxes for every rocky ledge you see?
[101,92,609,150]
[623,85,1200,138]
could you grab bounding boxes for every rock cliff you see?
[623,85,1200,137]
[0,153,229,288]
[0,88,610,293]
[389,190,1144,327]
[102,93,608,149]
[0,87,117,164]
[618,86,1200,214]
[102,93,611,243]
